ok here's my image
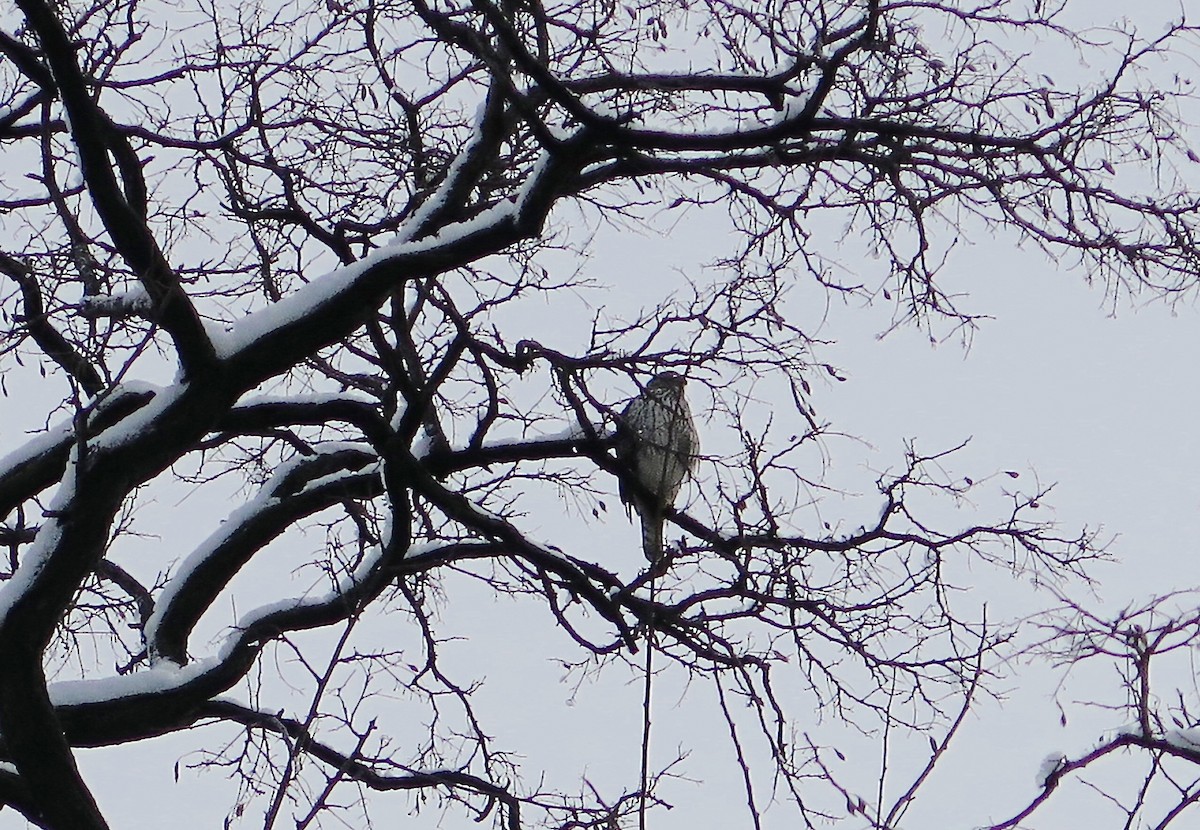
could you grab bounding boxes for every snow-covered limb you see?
[213,153,577,393]
[0,383,157,517]
[0,446,77,629]
[49,657,218,708]
[26,536,503,753]
[145,445,383,664]
[1166,729,1200,751]
[77,286,153,319]
[1035,752,1067,787]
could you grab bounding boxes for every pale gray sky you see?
[4,1,1200,828]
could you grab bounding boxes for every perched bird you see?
[616,372,699,564]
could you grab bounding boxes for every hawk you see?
[616,372,699,564]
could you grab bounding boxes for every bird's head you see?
[647,371,686,392]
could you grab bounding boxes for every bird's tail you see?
[641,515,664,563]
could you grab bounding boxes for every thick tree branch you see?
[147,448,384,664]
[13,0,215,378]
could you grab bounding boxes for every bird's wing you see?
[614,397,646,518]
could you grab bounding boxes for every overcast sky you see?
[5,1,1200,829]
